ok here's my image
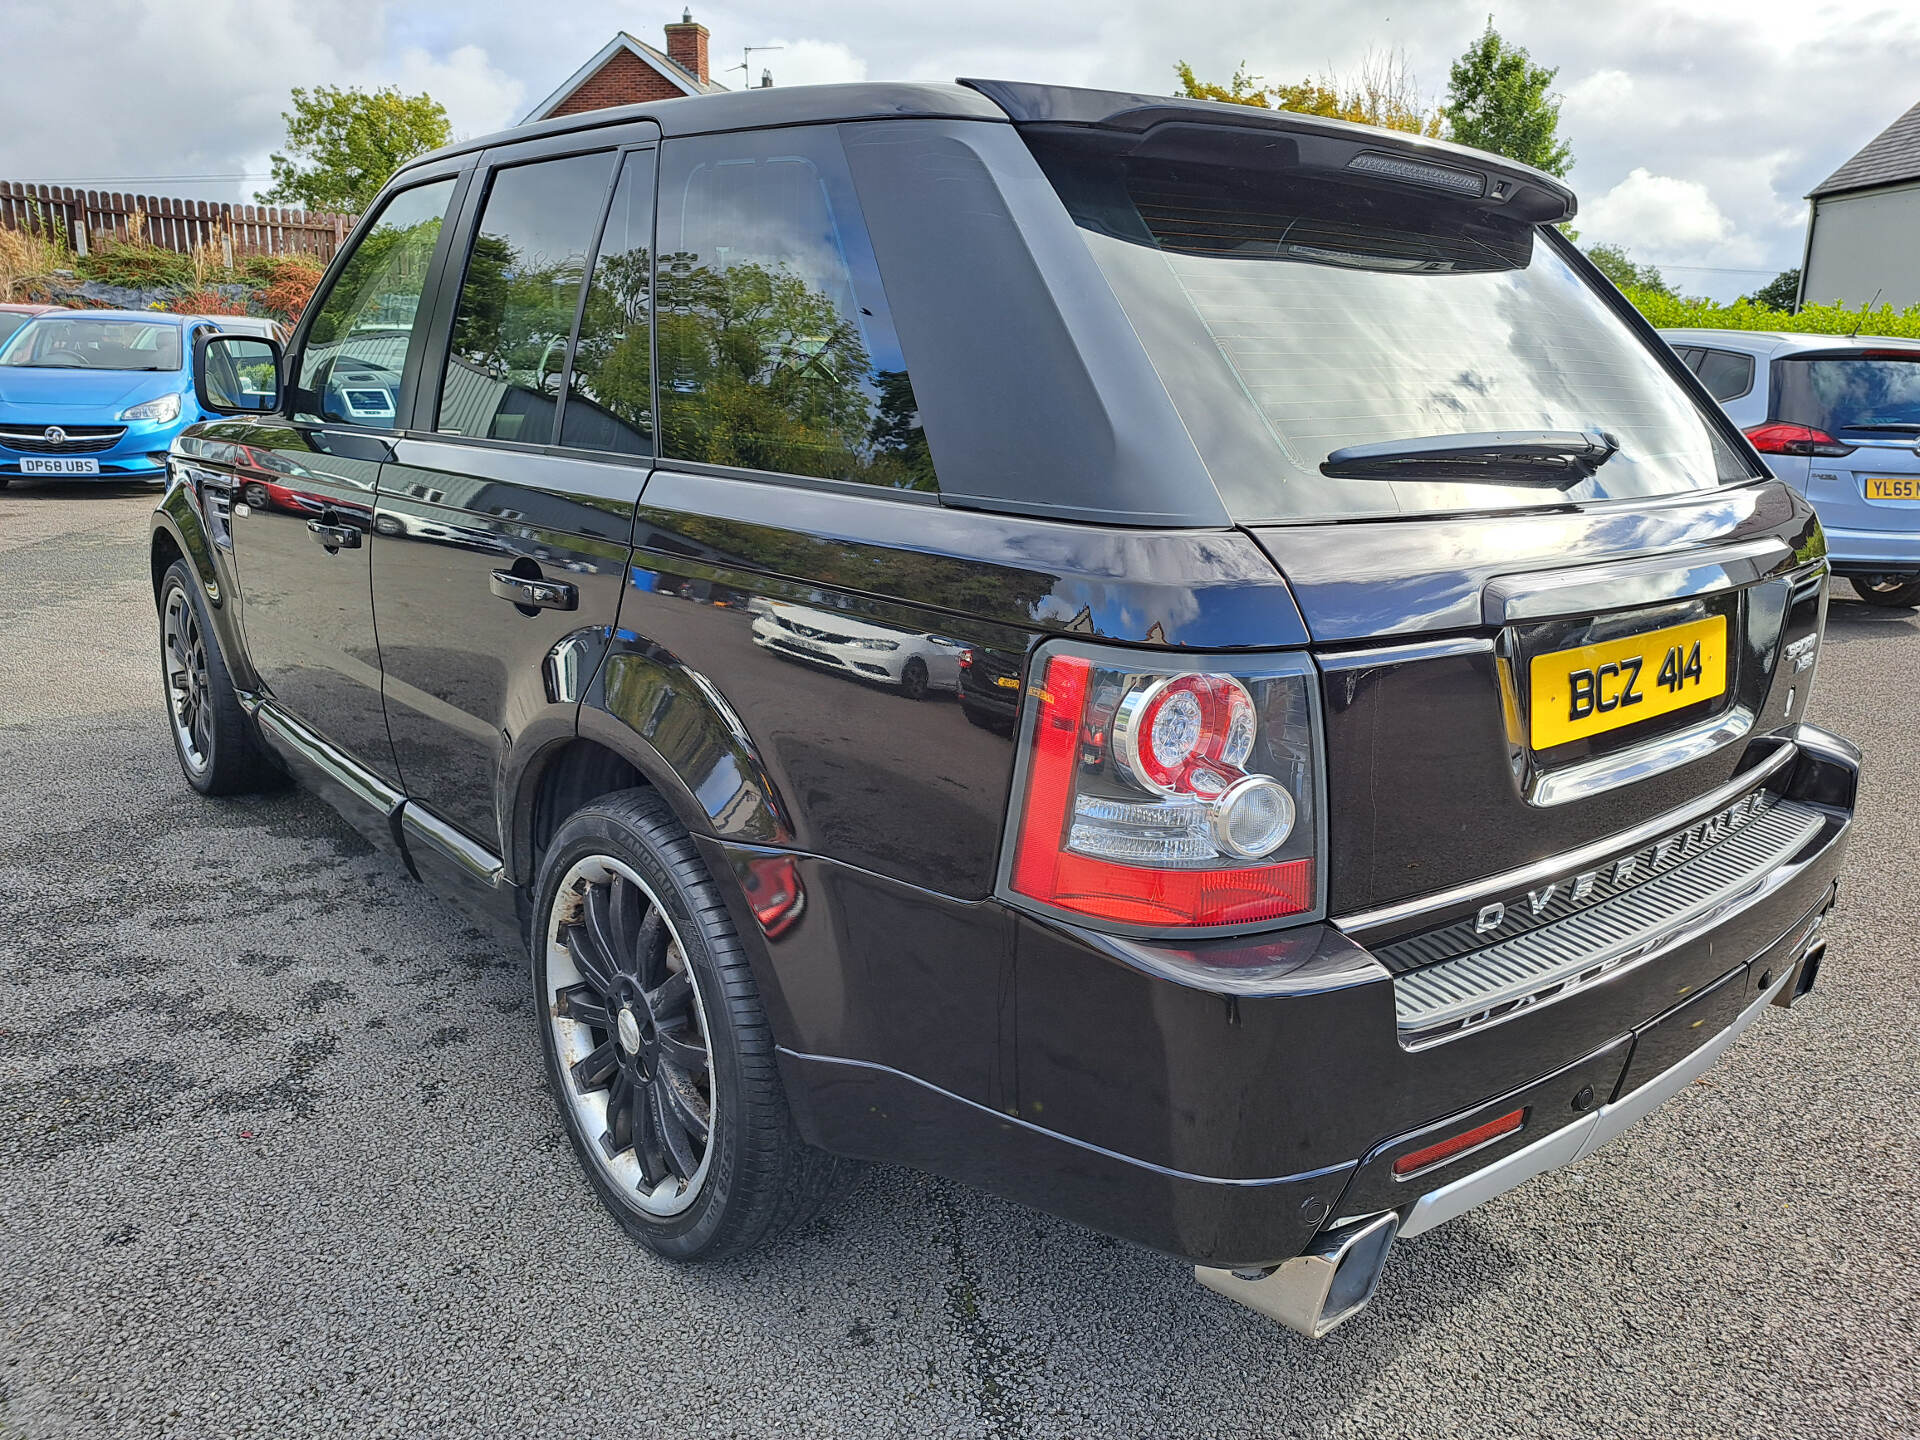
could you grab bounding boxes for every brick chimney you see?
[664,10,710,87]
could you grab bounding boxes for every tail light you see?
[1001,643,1322,933]
[957,648,974,671]
[1743,422,1855,457]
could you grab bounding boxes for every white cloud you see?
[388,44,525,140]
[1584,168,1733,254]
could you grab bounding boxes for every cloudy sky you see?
[3,0,1915,300]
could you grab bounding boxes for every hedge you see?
[1622,285,1920,340]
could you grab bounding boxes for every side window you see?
[437,152,615,445]
[560,149,657,457]
[1694,348,1755,403]
[655,129,935,492]
[296,178,456,428]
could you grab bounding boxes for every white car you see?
[1661,328,1920,606]
[750,601,964,698]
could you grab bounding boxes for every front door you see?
[225,173,463,782]
[374,143,653,853]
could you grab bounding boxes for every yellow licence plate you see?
[1864,476,1920,501]
[1529,614,1728,749]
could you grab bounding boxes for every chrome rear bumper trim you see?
[1399,961,1795,1239]
[1335,741,1797,936]
[1395,796,1824,1046]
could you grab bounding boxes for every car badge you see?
[44,426,66,445]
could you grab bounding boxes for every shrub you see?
[1621,285,1920,339]
[77,238,193,289]
[169,288,248,316]
[250,255,324,322]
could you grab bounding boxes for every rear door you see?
[373,130,656,859]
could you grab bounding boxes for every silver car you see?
[1661,328,1920,606]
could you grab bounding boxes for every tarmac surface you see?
[2,481,1915,1439]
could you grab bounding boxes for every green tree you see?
[1746,268,1800,312]
[1444,20,1573,176]
[1584,243,1671,295]
[258,86,451,214]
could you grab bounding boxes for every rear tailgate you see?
[1774,348,1920,553]
[1251,480,1828,915]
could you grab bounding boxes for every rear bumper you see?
[773,725,1857,1270]
[1820,524,1920,573]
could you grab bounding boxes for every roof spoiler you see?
[958,77,1576,225]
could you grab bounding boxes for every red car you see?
[0,302,57,349]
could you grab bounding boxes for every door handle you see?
[491,570,578,611]
[306,520,361,550]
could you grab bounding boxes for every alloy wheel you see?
[163,585,213,773]
[546,855,716,1216]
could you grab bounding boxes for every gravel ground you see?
[1,483,1916,1440]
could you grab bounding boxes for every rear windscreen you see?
[1028,133,1758,522]
[1772,354,1920,436]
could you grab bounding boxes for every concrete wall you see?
[1802,183,1920,309]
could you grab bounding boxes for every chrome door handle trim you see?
[490,570,578,611]
[305,520,361,550]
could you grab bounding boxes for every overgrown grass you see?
[0,224,69,302]
[75,238,194,289]
[1624,285,1920,339]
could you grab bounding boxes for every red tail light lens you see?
[1743,422,1856,457]
[1004,644,1321,932]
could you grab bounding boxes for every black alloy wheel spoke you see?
[564,921,618,997]
[583,880,631,981]
[652,1080,700,1178]
[609,873,646,960]
[634,1082,669,1186]
[599,1073,635,1158]
[656,1024,708,1075]
[634,910,669,991]
[570,1040,619,1090]
[646,969,692,1021]
[555,984,612,1029]
[658,1067,711,1145]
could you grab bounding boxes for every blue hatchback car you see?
[0,309,279,486]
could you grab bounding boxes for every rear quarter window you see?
[654,127,935,493]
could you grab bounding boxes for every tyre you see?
[157,559,280,795]
[1851,576,1920,608]
[533,789,854,1260]
[898,656,930,701]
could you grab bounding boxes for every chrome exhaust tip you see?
[1195,1212,1399,1338]
[1773,915,1828,1010]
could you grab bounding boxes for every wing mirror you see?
[195,332,283,417]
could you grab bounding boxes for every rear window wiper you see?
[1320,429,1620,486]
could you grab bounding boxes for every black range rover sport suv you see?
[154,80,1857,1338]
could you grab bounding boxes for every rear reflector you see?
[1392,1108,1526,1180]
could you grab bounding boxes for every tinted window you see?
[561,149,656,457]
[656,129,934,491]
[1030,134,1755,522]
[298,178,456,427]
[1773,353,1920,435]
[1693,348,1754,402]
[438,153,615,445]
[0,313,30,346]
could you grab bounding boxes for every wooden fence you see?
[0,182,356,260]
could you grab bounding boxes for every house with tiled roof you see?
[518,11,727,124]
[1798,99,1920,309]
